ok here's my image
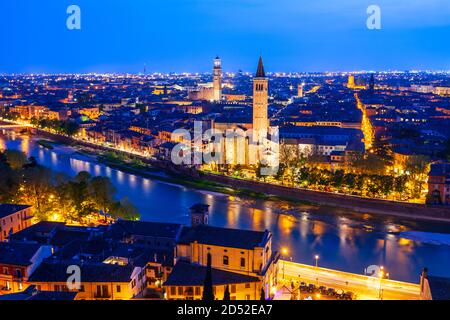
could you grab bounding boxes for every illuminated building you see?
[163,204,277,300]
[347,75,355,88]
[0,242,53,294]
[188,56,222,101]
[297,83,304,98]
[0,204,34,242]
[427,163,450,205]
[253,56,269,140]
[28,261,139,300]
[213,56,222,101]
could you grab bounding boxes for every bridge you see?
[0,121,31,129]
[274,260,421,300]
[0,124,30,129]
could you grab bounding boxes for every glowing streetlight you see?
[282,248,288,280]
[314,255,319,268]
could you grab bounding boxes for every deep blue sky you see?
[1,0,449,73]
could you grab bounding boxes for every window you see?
[195,287,201,296]
[240,258,246,268]
[223,255,229,266]
[3,267,8,275]
[178,287,183,295]
[79,285,85,292]
[170,287,176,295]
[231,285,236,294]
[246,295,250,300]
[116,285,121,293]
[245,283,250,289]
[15,269,22,279]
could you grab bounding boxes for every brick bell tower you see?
[252,56,269,140]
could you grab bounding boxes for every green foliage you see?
[4,149,27,169]
[0,149,140,223]
[36,118,80,136]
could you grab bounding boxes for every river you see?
[2,131,450,283]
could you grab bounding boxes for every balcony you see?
[94,293,111,299]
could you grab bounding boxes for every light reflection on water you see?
[2,133,450,283]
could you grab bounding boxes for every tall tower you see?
[369,74,375,93]
[253,56,269,138]
[297,83,304,98]
[213,56,222,101]
[347,74,355,88]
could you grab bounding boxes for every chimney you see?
[190,204,210,227]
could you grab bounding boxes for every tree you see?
[202,253,215,301]
[4,150,27,170]
[89,176,116,214]
[0,151,19,202]
[405,155,430,199]
[20,165,55,220]
[112,198,139,220]
[223,285,231,300]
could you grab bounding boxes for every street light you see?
[314,255,319,268]
[282,248,288,280]
[378,267,386,300]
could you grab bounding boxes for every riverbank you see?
[24,129,450,223]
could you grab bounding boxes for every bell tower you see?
[252,56,269,139]
[190,204,210,227]
[213,56,222,101]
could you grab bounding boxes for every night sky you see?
[1,0,449,73]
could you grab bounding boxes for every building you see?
[0,285,77,300]
[253,56,269,141]
[188,56,222,102]
[0,242,53,294]
[297,83,304,98]
[77,107,100,120]
[347,75,355,88]
[434,87,450,96]
[164,261,261,300]
[210,56,279,170]
[427,163,450,205]
[0,204,33,242]
[213,56,222,101]
[28,260,139,300]
[163,204,278,300]
[347,74,366,90]
[109,220,182,248]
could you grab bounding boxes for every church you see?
[210,56,279,173]
[188,56,223,102]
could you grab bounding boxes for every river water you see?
[2,132,450,283]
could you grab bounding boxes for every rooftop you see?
[164,261,260,286]
[0,242,42,266]
[177,225,270,250]
[0,204,31,219]
[29,260,135,283]
[0,286,77,301]
[111,220,182,239]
